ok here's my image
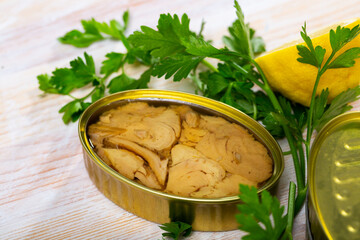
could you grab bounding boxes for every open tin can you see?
[78,89,284,231]
[307,111,360,239]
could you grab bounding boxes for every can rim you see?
[308,111,360,239]
[78,89,284,203]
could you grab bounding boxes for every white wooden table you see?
[1,0,359,239]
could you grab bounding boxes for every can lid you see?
[309,111,360,239]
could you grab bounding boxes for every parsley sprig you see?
[58,11,129,48]
[38,11,153,124]
[37,1,360,239]
[298,23,360,161]
[159,221,192,240]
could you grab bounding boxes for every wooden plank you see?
[0,0,359,239]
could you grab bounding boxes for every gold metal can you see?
[308,111,360,239]
[78,89,284,231]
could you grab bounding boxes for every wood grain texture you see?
[0,0,359,239]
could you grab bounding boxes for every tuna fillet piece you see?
[100,148,162,189]
[87,124,126,147]
[189,173,257,198]
[89,102,181,154]
[195,116,273,183]
[104,137,168,186]
[118,108,181,153]
[134,165,162,190]
[166,144,226,197]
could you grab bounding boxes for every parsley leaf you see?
[159,221,192,240]
[249,28,266,55]
[297,24,326,68]
[237,185,287,240]
[328,47,360,68]
[59,100,91,124]
[37,74,59,94]
[100,52,126,76]
[296,44,326,68]
[203,71,230,96]
[128,14,190,58]
[222,2,253,58]
[108,73,136,93]
[152,54,203,82]
[329,25,360,52]
[59,11,129,48]
[91,85,105,102]
[107,68,152,93]
[59,19,104,47]
[45,52,98,95]
[315,86,360,131]
[279,96,307,141]
[311,89,329,131]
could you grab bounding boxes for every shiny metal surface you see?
[308,111,360,239]
[78,89,284,231]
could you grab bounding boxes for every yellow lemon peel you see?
[255,19,360,107]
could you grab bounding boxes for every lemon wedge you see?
[255,19,360,107]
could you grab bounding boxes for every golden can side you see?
[308,111,360,239]
[78,89,284,231]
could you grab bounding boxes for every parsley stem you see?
[297,140,306,181]
[230,62,264,88]
[252,59,305,190]
[78,86,99,101]
[320,51,337,75]
[305,50,336,159]
[282,181,296,240]
[118,31,131,51]
[252,102,258,120]
[283,151,292,155]
[68,94,77,100]
[305,69,322,160]
[294,185,307,215]
[201,59,218,72]
[266,89,305,191]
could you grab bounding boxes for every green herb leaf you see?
[37,74,59,94]
[279,96,307,140]
[159,221,192,240]
[328,47,360,68]
[127,47,153,65]
[297,23,325,68]
[311,89,329,131]
[314,45,326,66]
[199,71,230,97]
[254,92,285,138]
[329,25,360,52]
[315,86,360,131]
[107,68,152,93]
[107,73,137,93]
[152,54,203,82]
[59,100,90,124]
[91,85,105,102]
[122,10,129,29]
[237,185,287,240]
[128,12,232,62]
[128,14,190,58]
[232,1,252,57]
[224,19,265,58]
[51,52,98,94]
[183,35,223,57]
[136,67,153,88]
[249,28,266,55]
[100,52,125,76]
[59,11,129,48]
[59,19,104,47]
[93,19,126,40]
[296,45,317,67]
